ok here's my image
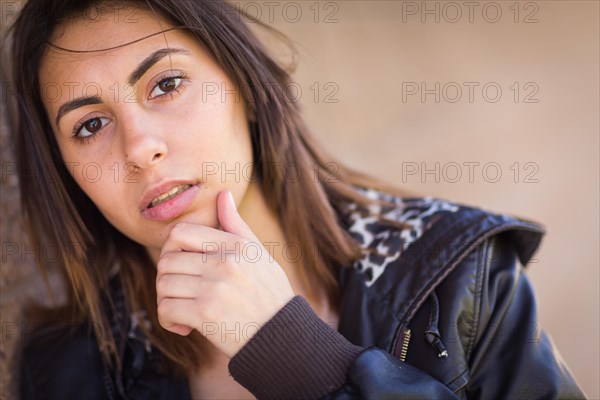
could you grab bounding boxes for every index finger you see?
[160,222,242,257]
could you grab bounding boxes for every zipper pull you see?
[425,292,449,359]
[425,331,449,358]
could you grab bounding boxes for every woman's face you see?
[39,7,254,261]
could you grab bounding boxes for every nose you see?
[120,111,168,169]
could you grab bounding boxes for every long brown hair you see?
[7,0,412,374]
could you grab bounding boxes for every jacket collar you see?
[336,189,545,351]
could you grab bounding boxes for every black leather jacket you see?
[19,191,587,399]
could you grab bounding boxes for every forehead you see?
[47,5,168,54]
[38,6,218,122]
[39,6,198,88]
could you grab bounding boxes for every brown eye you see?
[74,116,111,139]
[84,118,102,133]
[158,78,176,92]
[149,76,184,99]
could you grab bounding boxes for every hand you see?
[155,190,296,358]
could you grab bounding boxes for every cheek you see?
[79,174,139,239]
[177,91,252,158]
[68,161,127,213]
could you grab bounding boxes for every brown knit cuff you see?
[228,296,363,399]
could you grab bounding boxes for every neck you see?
[227,181,332,315]
[237,180,281,253]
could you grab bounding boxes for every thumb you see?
[217,190,254,239]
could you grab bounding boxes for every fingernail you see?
[228,190,237,211]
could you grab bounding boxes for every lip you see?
[140,180,200,222]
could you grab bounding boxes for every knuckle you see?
[156,254,171,273]
[156,274,170,292]
[157,299,170,319]
[221,259,237,277]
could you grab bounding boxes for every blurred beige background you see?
[1,0,598,399]
[250,0,599,397]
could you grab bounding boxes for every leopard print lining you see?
[345,188,460,287]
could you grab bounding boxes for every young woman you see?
[9,0,586,399]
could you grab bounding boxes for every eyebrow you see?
[127,48,189,86]
[55,48,190,126]
[56,96,102,126]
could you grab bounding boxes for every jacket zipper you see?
[389,218,543,369]
[398,328,412,362]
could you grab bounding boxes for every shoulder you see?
[335,189,586,400]
[336,186,545,349]
[19,320,113,399]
